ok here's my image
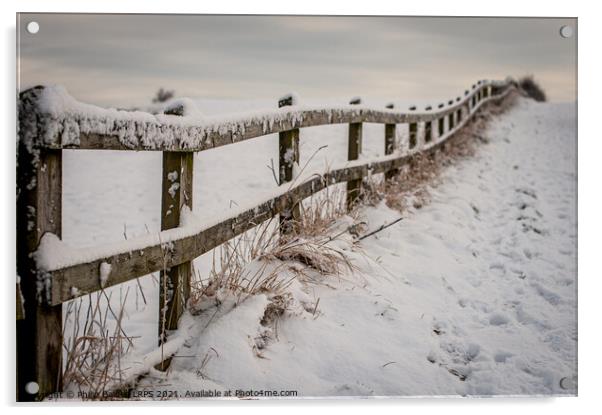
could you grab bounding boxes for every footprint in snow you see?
[489,312,511,326]
[494,351,514,363]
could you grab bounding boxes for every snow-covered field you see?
[61,96,576,397]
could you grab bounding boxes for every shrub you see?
[519,76,547,102]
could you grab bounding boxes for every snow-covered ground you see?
[61,95,411,353]
[131,97,576,397]
[61,96,576,397]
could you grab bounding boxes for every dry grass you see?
[62,289,134,399]
[189,92,518,312]
[189,186,359,314]
[60,91,518,398]
[385,92,518,214]
[294,184,349,237]
[188,218,284,310]
[264,234,355,277]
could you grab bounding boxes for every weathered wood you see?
[409,122,418,149]
[159,151,193,343]
[25,81,512,153]
[384,103,396,155]
[278,98,301,233]
[347,98,363,209]
[41,83,513,306]
[17,89,63,402]
[47,151,426,305]
[425,121,433,144]
[385,123,396,155]
[16,283,25,320]
[14,80,513,403]
[384,105,397,181]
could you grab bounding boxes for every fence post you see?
[425,120,433,143]
[347,97,363,209]
[438,117,445,139]
[17,99,64,401]
[408,122,418,149]
[278,95,300,233]
[17,87,64,401]
[384,103,397,181]
[159,151,193,348]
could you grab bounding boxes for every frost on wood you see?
[167,170,179,183]
[18,81,509,152]
[27,81,514,304]
[167,169,180,199]
[99,262,112,288]
[283,148,295,165]
[168,182,180,199]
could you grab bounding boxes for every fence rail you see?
[16,77,515,400]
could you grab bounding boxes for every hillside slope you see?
[136,98,577,397]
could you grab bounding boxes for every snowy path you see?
[138,98,576,397]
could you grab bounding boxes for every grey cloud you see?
[18,14,576,106]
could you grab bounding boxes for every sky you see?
[18,14,577,107]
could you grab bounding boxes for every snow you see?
[30,82,501,151]
[167,170,178,182]
[50,84,575,398]
[53,88,479,342]
[167,182,180,199]
[35,149,417,273]
[99,261,112,288]
[130,98,576,397]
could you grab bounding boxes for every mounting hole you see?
[26,21,40,34]
[559,25,573,39]
[25,381,39,394]
[559,376,576,390]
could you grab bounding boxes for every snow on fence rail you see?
[16,78,515,400]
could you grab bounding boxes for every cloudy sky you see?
[18,14,576,107]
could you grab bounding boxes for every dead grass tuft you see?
[385,91,519,214]
[189,186,359,314]
[62,289,134,400]
[260,293,294,326]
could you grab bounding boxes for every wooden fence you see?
[16,78,515,400]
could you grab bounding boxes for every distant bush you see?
[519,76,547,102]
[152,87,175,103]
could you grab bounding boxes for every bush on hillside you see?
[519,76,547,102]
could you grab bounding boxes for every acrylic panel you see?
[16,14,577,401]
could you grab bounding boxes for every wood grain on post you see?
[425,121,433,144]
[384,103,397,181]
[39,81,517,306]
[278,95,300,233]
[159,151,193,345]
[347,97,363,209]
[409,122,418,149]
[17,131,64,401]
